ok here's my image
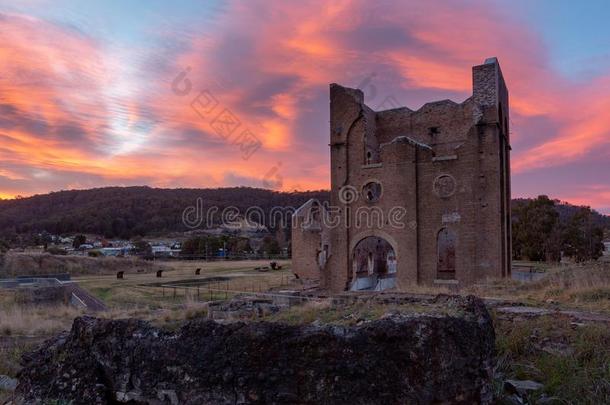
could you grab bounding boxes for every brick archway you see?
[350,236,396,291]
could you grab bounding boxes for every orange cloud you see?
[386,53,471,91]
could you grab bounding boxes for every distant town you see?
[14,225,289,261]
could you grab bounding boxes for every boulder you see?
[17,295,495,404]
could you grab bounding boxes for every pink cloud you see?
[0,1,609,214]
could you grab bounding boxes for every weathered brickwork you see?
[293,58,511,292]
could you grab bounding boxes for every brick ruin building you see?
[293,58,511,292]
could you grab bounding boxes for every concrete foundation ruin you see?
[293,58,511,292]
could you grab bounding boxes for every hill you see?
[512,198,610,230]
[0,187,608,242]
[0,186,329,240]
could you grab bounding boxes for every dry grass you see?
[0,296,213,382]
[95,294,210,328]
[264,298,461,325]
[264,299,332,324]
[393,280,452,295]
[0,291,13,307]
[530,262,610,313]
[465,262,610,312]
[526,261,609,288]
[0,305,84,393]
[1,251,163,277]
[0,304,83,337]
[0,304,81,385]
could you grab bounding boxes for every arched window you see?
[437,228,456,279]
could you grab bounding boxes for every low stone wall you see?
[17,295,495,404]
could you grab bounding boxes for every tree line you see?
[512,195,606,262]
[180,235,281,257]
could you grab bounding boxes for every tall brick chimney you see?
[472,57,509,140]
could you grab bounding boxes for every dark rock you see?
[17,295,495,404]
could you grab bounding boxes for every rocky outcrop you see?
[17,295,495,404]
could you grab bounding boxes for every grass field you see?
[1,258,609,404]
[76,259,294,308]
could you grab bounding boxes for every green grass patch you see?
[494,315,610,404]
[90,287,112,301]
[0,341,36,377]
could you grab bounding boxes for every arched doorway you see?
[350,236,396,291]
[437,228,456,279]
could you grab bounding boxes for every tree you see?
[562,207,605,261]
[512,196,560,261]
[0,239,8,272]
[262,235,281,255]
[73,234,87,249]
[512,197,606,262]
[181,237,202,255]
[181,235,250,258]
[132,239,153,259]
[231,237,250,254]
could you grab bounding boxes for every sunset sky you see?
[0,0,609,213]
